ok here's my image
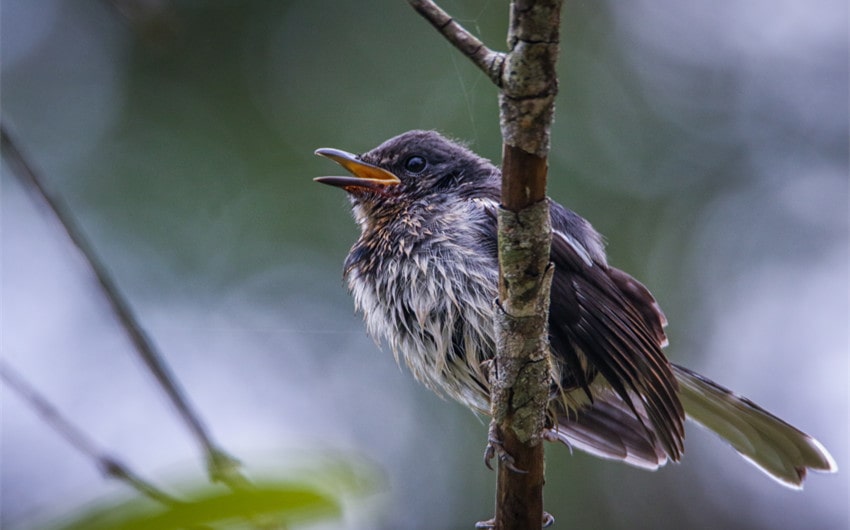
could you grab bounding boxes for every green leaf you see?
[51,481,341,530]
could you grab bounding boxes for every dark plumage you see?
[315,130,836,487]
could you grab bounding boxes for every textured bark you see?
[410,2,562,528]
[499,0,561,158]
[491,199,553,529]
[492,203,553,529]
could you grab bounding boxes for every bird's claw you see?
[483,435,527,474]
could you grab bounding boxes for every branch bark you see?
[410,1,562,528]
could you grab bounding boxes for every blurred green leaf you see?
[43,456,383,530]
[37,452,385,530]
[51,481,339,530]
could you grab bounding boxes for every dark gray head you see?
[314,130,500,209]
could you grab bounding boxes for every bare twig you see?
[1,123,244,489]
[0,360,181,506]
[408,0,506,85]
[409,2,562,528]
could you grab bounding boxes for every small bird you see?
[314,130,836,488]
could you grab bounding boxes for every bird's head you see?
[314,130,499,225]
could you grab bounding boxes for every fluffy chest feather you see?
[344,198,499,413]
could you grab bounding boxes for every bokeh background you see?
[2,1,848,529]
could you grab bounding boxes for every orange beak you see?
[314,148,401,191]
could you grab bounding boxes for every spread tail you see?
[673,363,837,488]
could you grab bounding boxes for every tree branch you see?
[499,0,561,161]
[408,0,506,85]
[410,1,562,528]
[0,360,182,507]
[1,123,246,490]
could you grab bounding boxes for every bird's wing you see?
[473,197,684,463]
[547,201,685,462]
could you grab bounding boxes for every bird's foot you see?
[541,429,561,443]
[483,422,526,474]
[474,512,554,528]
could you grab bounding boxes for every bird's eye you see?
[404,155,427,174]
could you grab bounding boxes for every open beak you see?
[314,148,401,191]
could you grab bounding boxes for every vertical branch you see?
[499,0,562,161]
[493,3,561,529]
[410,1,562,528]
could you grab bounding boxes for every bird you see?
[314,129,837,488]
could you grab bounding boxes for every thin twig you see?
[0,360,181,506]
[408,0,505,85]
[1,123,244,488]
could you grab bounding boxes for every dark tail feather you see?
[549,367,836,488]
[550,389,669,470]
[673,364,837,488]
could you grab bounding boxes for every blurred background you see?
[2,1,847,528]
